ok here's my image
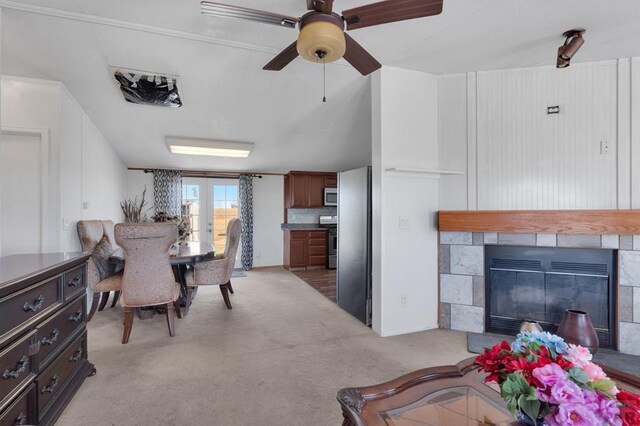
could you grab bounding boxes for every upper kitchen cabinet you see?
[284,171,337,209]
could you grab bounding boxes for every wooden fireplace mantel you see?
[438,210,640,235]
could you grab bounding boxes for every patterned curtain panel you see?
[153,170,183,217]
[239,175,254,271]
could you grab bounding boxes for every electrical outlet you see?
[401,295,408,307]
[399,217,411,230]
[600,140,610,155]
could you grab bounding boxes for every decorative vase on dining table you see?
[557,309,599,353]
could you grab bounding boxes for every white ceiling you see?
[3,0,640,172]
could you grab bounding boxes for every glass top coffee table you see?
[337,357,640,426]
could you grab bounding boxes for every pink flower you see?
[565,344,593,368]
[549,380,585,404]
[583,389,622,426]
[537,378,584,405]
[545,402,599,426]
[582,362,607,381]
[532,363,568,388]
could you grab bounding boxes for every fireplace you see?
[484,245,617,349]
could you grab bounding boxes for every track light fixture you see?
[557,29,585,69]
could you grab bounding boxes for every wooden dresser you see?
[0,253,94,426]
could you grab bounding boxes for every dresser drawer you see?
[0,383,35,426]
[0,331,36,411]
[0,278,62,341]
[37,297,85,370]
[37,334,85,414]
[63,266,85,302]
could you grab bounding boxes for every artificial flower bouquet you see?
[474,331,640,426]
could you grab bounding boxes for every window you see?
[212,184,238,254]
[182,184,201,242]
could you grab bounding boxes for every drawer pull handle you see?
[41,328,60,346]
[2,356,29,380]
[41,374,60,394]
[70,347,83,362]
[23,295,45,313]
[67,275,82,287]
[14,412,27,425]
[68,309,83,322]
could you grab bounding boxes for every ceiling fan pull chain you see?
[323,58,327,103]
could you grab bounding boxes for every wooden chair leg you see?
[87,292,101,322]
[219,283,232,310]
[166,303,176,337]
[173,299,182,319]
[184,287,194,316]
[98,292,110,311]
[111,291,121,308]
[122,307,134,344]
[227,281,234,294]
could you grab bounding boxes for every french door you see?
[182,178,239,256]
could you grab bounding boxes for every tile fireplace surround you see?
[438,210,640,356]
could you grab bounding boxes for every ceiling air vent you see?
[111,68,182,108]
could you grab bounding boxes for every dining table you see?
[110,240,217,315]
[169,241,217,306]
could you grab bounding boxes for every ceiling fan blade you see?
[201,1,298,29]
[263,42,300,71]
[343,34,381,76]
[342,0,443,31]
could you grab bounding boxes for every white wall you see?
[439,59,638,211]
[125,169,154,218]
[80,113,127,226]
[253,175,283,267]
[371,66,440,336]
[1,77,62,252]
[438,74,468,210]
[1,76,127,253]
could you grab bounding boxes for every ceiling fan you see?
[201,0,444,76]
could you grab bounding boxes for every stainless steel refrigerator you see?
[337,166,372,325]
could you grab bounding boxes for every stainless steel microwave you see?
[323,188,337,206]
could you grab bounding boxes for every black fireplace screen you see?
[485,245,616,349]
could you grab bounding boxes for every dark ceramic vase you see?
[557,309,599,353]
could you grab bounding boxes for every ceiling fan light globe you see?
[296,21,346,63]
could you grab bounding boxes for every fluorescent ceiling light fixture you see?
[166,137,254,158]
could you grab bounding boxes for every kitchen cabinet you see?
[284,171,337,209]
[288,232,308,268]
[324,175,337,188]
[283,230,327,270]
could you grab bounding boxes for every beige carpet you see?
[58,268,471,425]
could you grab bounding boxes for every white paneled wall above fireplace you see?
[439,59,633,211]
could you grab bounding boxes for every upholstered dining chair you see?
[77,220,123,321]
[115,222,182,344]
[184,217,241,314]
